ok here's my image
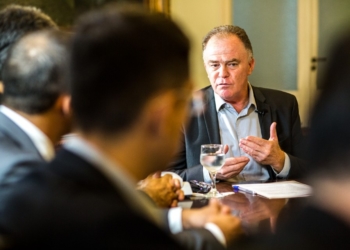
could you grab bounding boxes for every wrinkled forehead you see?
[204,33,239,48]
[202,34,249,59]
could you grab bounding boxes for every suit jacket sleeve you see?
[160,207,225,250]
[253,86,308,180]
[282,93,308,179]
[174,229,225,250]
[0,147,44,185]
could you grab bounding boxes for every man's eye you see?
[228,62,238,67]
[210,64,219,68]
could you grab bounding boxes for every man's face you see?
[203,34,254,103]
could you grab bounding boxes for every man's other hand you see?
[137,172,184,208]
[216,145,249,180]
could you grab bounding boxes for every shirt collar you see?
[0,105,54,161]
[214,83,257,112]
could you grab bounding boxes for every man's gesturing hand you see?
[239,122,285,172]
[215,145,249,180]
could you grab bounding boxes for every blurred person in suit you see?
[0,4,188,210]
[0,4,242,249]
[0,27,71,182]
[234,28,350,250]
[0,4,58,103]
[0,4,63,182]
[169,25,307,183]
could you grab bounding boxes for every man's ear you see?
[248,57,255,75]
[62,95,71,116]
[0,81,4,93]
[54,94,71,116]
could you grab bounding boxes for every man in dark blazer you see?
[0,28,71,183]
[0,5,183,207]
[0,5,242,249]
[169,25,307,182]
[0,4,65,182]
[0,4,204,210]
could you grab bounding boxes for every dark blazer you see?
[0,149,224,249]
[0,112,44,183]
[170,86,307,181]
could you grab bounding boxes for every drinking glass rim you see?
[201,144,223,148]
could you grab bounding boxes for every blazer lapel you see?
[202,87,221,144]
[252,86,273,140]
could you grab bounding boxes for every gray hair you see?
[202,25,253,58]
[2,30,70,114]
[0,4,57,80]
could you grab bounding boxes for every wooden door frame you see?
[144,0,171,16]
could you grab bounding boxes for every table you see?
[183,181,308,235]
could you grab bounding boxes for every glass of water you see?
[200,144,225,198]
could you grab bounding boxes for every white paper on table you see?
[232,180,312,199]
[181,181,193,196]
[191,192,235,197]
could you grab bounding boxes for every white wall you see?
[171,0,232,90]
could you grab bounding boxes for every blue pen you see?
[232,185,256,195]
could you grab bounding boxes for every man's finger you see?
[240,136,264,146]
[170,200,178,208]
[224,144,229,154]
[152,171,161,178]
[209,198,221,209]
[219,203,231,214]
[224,156,250,165]
[176,190,185,201]
[161,174,173,181]
[269,122,278,141]
[173,178,182,189]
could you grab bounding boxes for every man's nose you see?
[218,65,229,77]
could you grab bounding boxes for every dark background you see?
[0,0,144,29]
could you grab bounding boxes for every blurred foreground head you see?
[307,30,350,180]
[2,30,70,114]
[70,4,191,135]
[0,4,57,80]
[1,29,71,144]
